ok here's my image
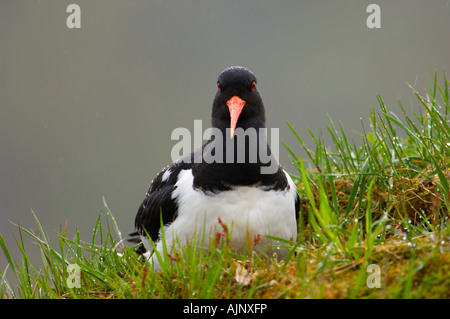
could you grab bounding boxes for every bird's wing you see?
[283,169,300,221]
[294,189,300,221]
[134,159,192,245]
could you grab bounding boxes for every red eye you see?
[217,82,221,91]
[251,80,256,91]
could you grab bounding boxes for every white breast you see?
[144,169,298,271]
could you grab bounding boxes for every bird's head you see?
[212,66,266,138]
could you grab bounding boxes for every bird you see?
[130,66,299,271]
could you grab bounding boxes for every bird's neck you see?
[209,117,269,164]
[191,116,283,191]
[212,115,266,133]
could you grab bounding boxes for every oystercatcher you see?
[131,66,299,271]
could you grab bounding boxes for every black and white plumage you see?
[131,66,299,271]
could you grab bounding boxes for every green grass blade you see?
[0,233,18,282]
[102,197,124,249]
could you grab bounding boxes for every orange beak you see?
[226,96,246,139]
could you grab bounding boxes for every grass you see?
[1,72,449,299]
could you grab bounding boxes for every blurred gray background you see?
[1,0,450,272]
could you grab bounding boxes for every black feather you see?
[134,159,191,243]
